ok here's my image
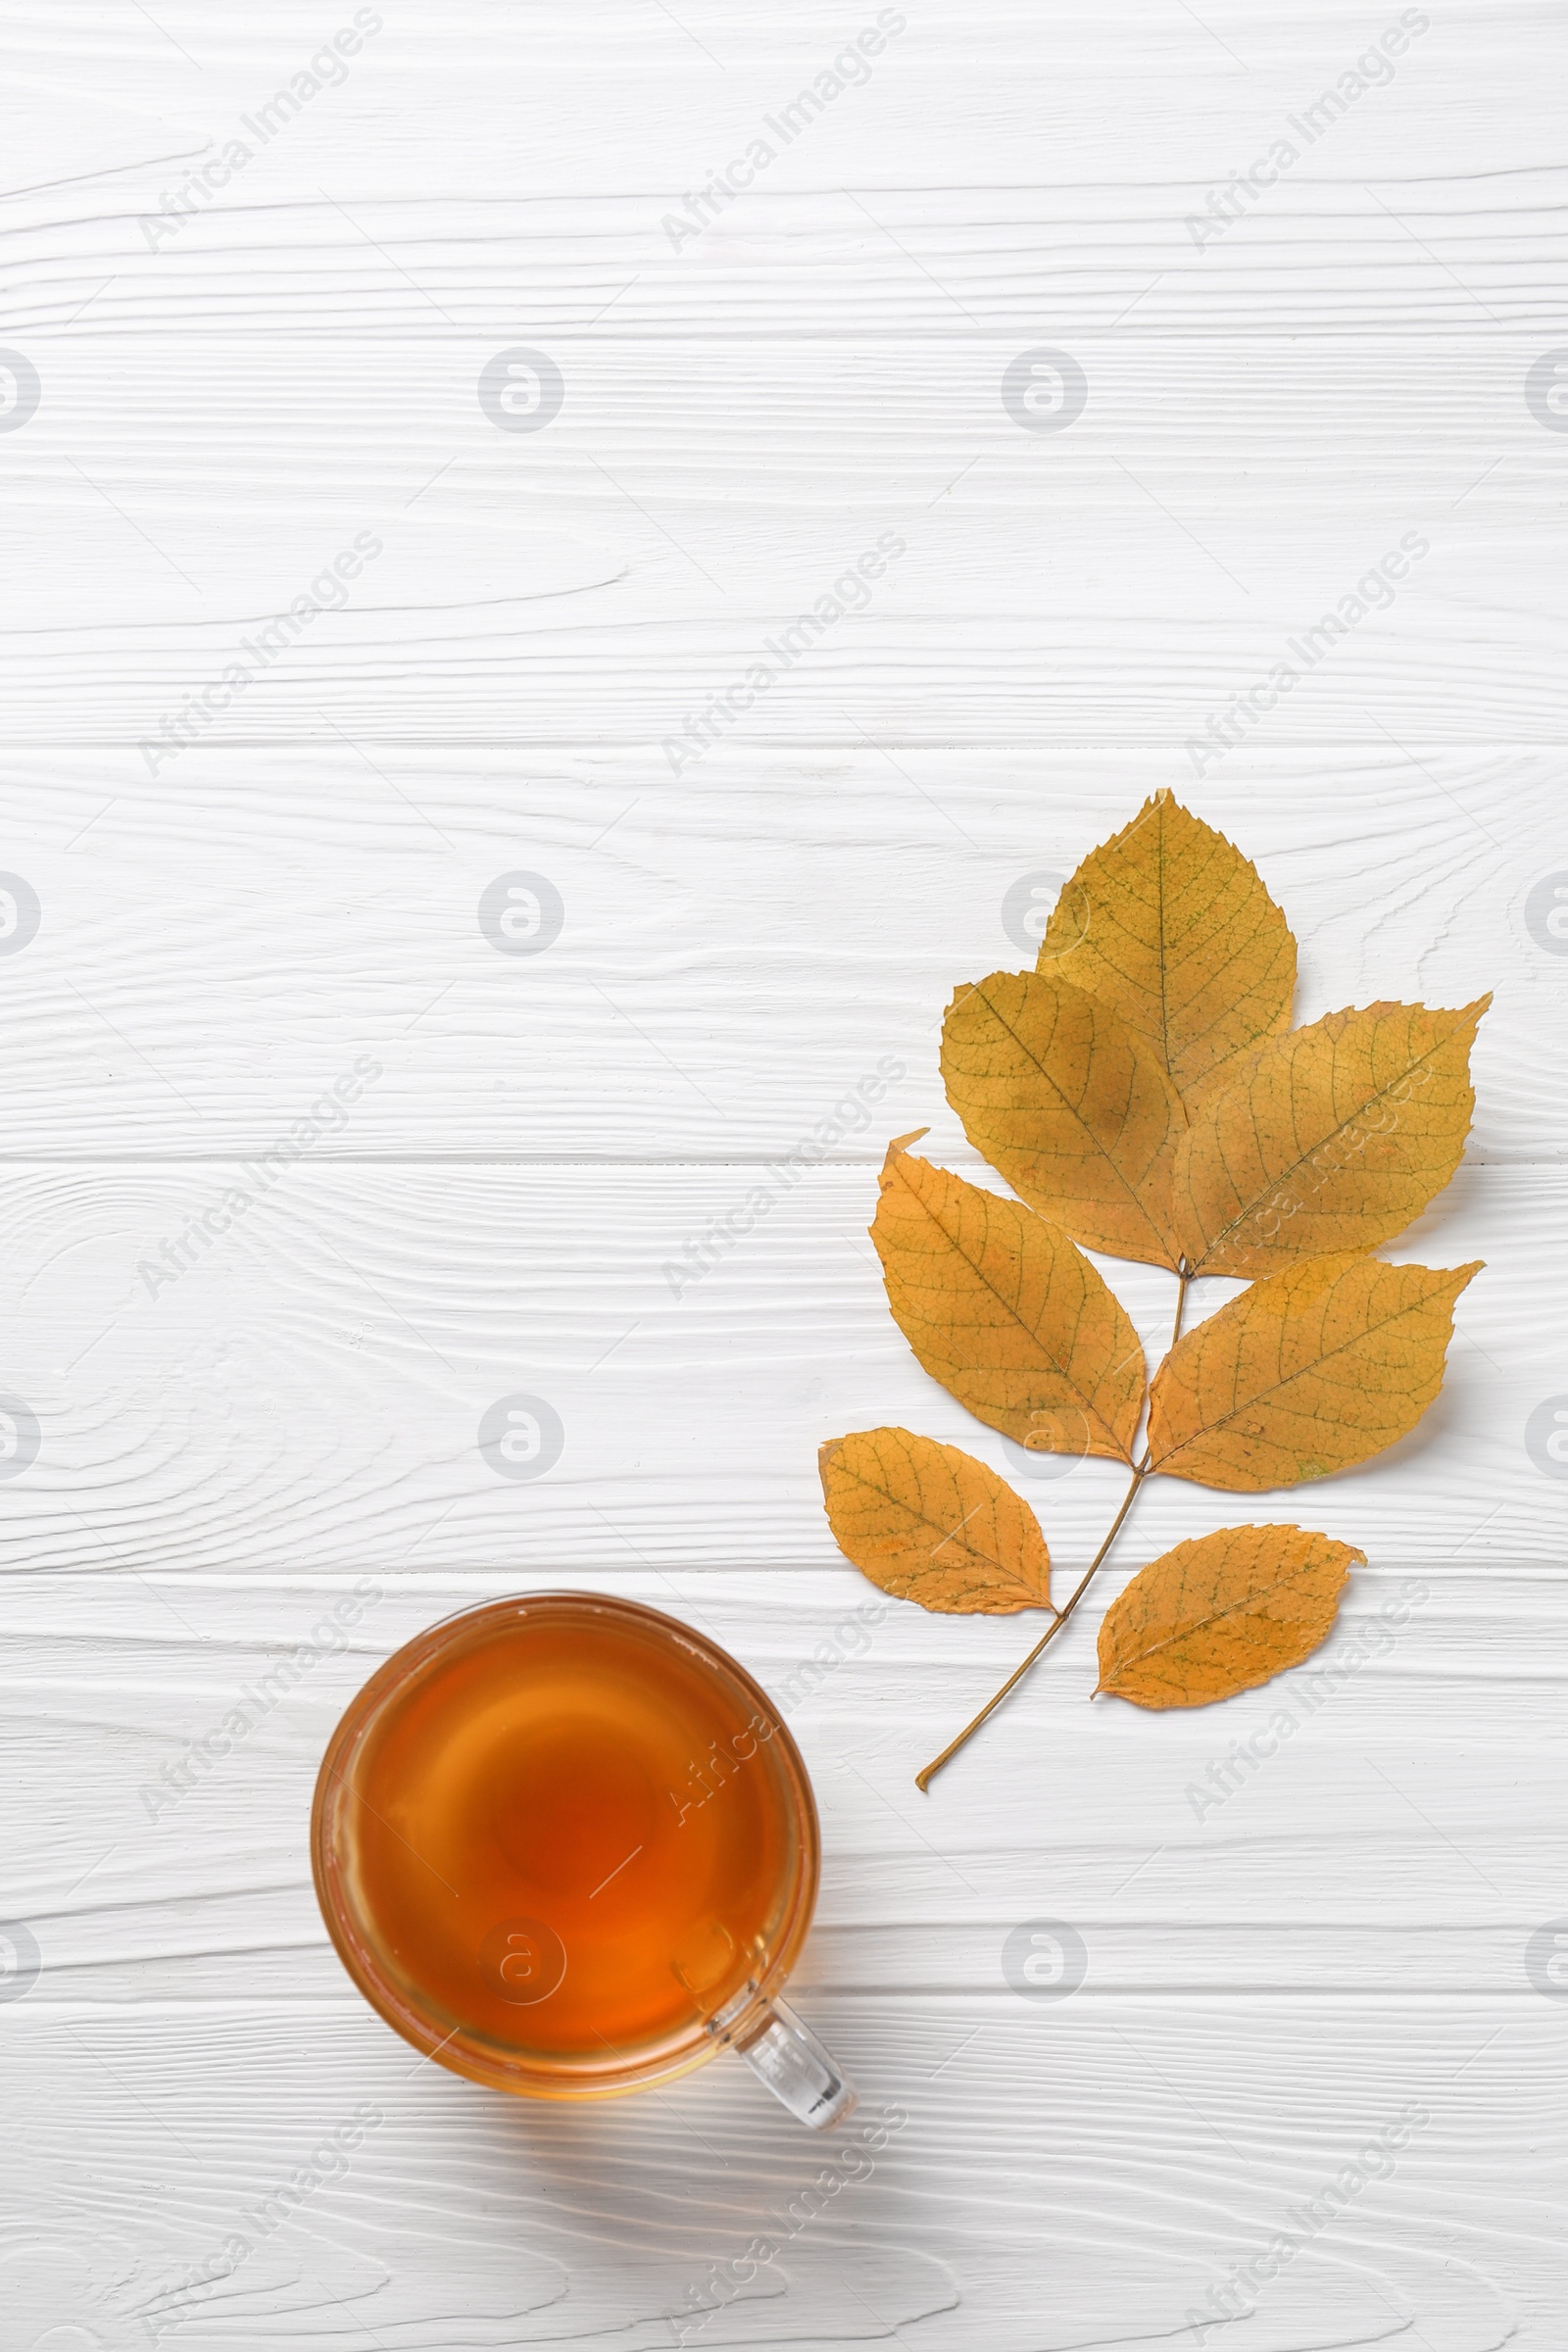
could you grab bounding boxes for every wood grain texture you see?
[0,754,1554,1157]
[0,1161,1550,1578]
[4,0,1565,2343]
[0,2000,1550,2347]
[0,335,1562,739]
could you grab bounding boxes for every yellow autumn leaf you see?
[819,1428,1053,1614]
[1147,1250,1481,1491]
[1039,791,1297,1106]
[1170,998,1490,1277]
[1095,1525,1359,1708]
[870,1134,1145,1462]
[941,969,1185,1270]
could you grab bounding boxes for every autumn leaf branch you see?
[817,792,1488,1788]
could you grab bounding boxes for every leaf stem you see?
[913,1263,1193,1792]
[914,1463,1145,1790]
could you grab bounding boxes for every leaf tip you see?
[885,1127,929,1159]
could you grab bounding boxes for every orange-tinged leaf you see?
[941,969,1185,1270]
[1171,998,1489,1277]
[1096,1525,1359,1707]
[1040,791,1297,1105]
[871,1135,1145,1462]
[1147,1250,1481,1491]
[819,1428,1053,1614]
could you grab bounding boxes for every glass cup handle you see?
[709,1984,857,2131]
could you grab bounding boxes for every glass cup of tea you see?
[312,1592,856,2129]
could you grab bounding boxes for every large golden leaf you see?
[819,1428,1053,1614]
[1170,999,1489,1277]
[1147,1250,1480,1490]
[1096,1525,1359,1707]
[870,1135,1144,1462]
[1039,791,1296,1105]
[941,969,1185,1269]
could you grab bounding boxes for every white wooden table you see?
[3,5,1564,2345]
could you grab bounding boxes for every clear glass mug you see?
[312,1592,856,2129]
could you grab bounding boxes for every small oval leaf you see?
[1096,1525,1360,1708]
[819,1428,1053,1615]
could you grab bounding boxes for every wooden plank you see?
[0,754,1547,1155]
[0,336,1560,739]
[3,1,1563,339]
[0,1998,1549,2345]
[0,1160,1550,1581]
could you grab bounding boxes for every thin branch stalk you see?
[913,1262,1192,1791]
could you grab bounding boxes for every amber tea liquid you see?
[318,1596,815,2090]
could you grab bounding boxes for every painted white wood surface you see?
[2,340,1562,742]
[3,3,1565,2348]
[0,754,1556,1156]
